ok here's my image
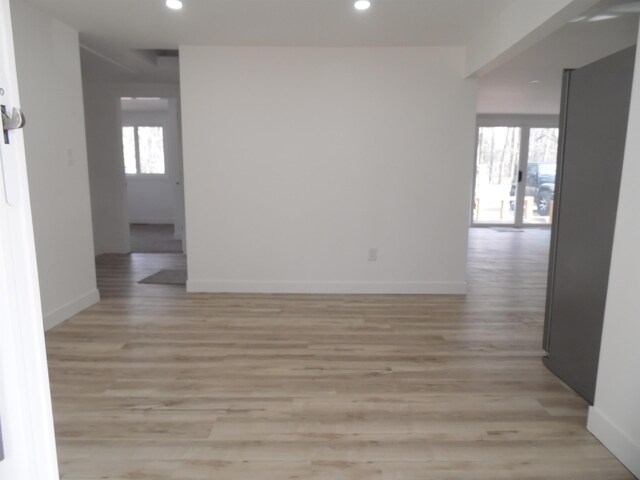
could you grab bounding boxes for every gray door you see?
[543,46,635,404]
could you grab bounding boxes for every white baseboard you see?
[130,218,174,225]
[94,237,131,256]
[588,406,640,477]
[95,247,130,256]
[43,289,100,331]
[186,280,467,295]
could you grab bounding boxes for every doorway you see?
[120,96,186,253]
[472,116,559,228]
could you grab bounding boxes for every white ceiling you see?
[23,0,513,49]
[19,0,640,113]
[78,46,181,84]
[20,0,513,84]
[478,1,639,114]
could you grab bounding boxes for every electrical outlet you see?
[368,248,378,262]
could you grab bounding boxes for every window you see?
[122,126,165,175]
[473,126,521,224]
[472,122,559,226]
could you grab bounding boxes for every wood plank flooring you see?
[45,228,634,479]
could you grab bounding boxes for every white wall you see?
[82,82,184,254]
[10,0,99,330]
[123,106,181,226]
[180,46,476,294]
[587,30,640,477]
[83,82,130,255]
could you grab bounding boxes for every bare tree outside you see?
[528,128,558,164]
[121,126,166,176]
[474,127,521,224]
[473,126,559,225]
[524,128,559,224]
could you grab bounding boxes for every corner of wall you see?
[587,407,640,478]
[43,289,100,331]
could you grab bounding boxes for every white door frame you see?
[0,0,59,478]
[112,85,185,253]
[471,114,559,228]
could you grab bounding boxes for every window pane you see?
[138,126,165,174]
[524,128,559,224]
[122,127,137,174]
[473,127,521,224]
[529,127,559,163]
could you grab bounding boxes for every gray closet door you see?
[544,46,635,404]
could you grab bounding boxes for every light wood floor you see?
[45,228,634,479]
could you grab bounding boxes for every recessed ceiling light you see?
[166,0,183,10]
[530,80,541,84]
[588,14,619,22]
[354,0,371,11]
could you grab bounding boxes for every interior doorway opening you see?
[120,96,186,254]
[471,116,559,228]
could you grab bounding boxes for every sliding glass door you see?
[473,126,521,224]
[472,120,559,227]
[523,128,559,225]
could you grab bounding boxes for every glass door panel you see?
[524,128,559,224]
[473,127,521,224]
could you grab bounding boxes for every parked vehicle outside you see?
[509,162,557,215]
